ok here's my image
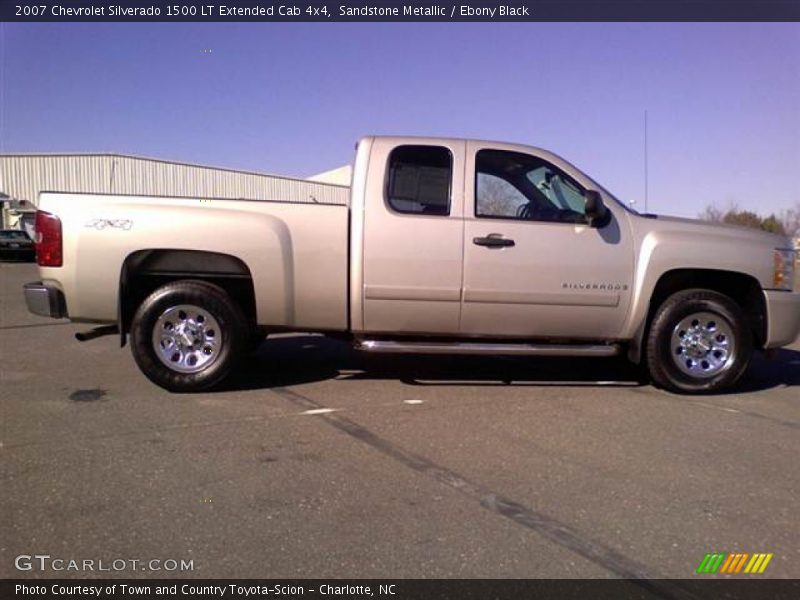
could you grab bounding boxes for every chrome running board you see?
[355,340,620,357]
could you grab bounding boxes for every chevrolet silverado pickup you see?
[24,136,800,393]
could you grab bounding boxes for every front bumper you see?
[24,281,67,318]
[763,290,800,348]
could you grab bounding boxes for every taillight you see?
[35,210,63,267]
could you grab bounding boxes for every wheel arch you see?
[119,249,257,346]
[628,268,766,363]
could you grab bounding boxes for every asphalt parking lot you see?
[1,261,799,580]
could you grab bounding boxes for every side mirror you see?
[585,190,610,227]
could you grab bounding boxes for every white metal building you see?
[0,154,350,235]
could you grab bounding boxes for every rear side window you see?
[386,145,452,216]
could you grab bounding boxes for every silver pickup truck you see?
[24,136,800,394]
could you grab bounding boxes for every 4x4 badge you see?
[85,219,133,231]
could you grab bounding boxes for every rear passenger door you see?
[361,139,466,335]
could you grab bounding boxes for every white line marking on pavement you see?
[403,399,424,405]
[300,408,340,415]
[695,401,742,414]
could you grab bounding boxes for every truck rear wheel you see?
[646,289,752,394]
[130,280,247,392]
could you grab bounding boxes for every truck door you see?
[460,142,633,339]
[360,138,466,335]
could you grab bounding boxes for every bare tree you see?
[699,202,795,237]
[778,202,800,238]
[698,204,725,223]
[477,175,523,217]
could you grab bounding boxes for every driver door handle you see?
[473,234,515,248]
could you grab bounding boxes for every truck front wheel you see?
[646,289,753,394]
[130,280,247,392]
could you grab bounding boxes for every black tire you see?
[646,289,753,394]
[130,280,248,392]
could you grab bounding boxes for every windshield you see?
[545,153,641,216]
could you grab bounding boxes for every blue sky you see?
[1,23,798,218]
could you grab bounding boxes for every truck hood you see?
[637,213,792,248]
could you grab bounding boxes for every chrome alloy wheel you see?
[152,304,222,373]
[671,311,735,378]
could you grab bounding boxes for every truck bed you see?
[36,191,351,331]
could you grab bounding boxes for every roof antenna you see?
[644,109,649,214]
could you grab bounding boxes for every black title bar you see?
[4,0,800,22]
[3,579,800,600]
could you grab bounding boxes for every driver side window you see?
[475,149,588,224]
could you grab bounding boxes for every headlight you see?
[773,248,796,291]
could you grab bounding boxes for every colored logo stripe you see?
[719,553,736,573]
[720,553,749,574]
[744,553,773,574]
[697,553,726,573]
[697,552,773,574]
